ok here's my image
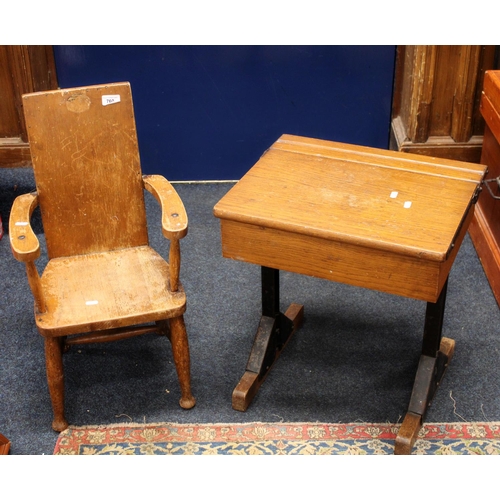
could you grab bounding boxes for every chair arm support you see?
[9,192,46,312]
[143,175,187,292]
[142,175,188,240]
[9,192,41,262]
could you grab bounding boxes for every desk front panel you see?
[218,215,470,303]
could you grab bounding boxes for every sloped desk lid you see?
[214,134,487,262]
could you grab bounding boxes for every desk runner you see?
[53,421,500,455]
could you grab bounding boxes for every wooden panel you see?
[469,70,500,307]
[0,139,32,167]
[391,45,497,163]
[220,207,472,303]
[483,70,500,111]
[0,45,58,167]
[27,45,58,93]
[469,207,500,307]
[220,219,442,301]
[451,46,482,143]
[0,46,21,137]
[469,123,500,306]
[478,125,500,236]
[481,71,500,144]
[430,46,459,138]
[405,46,437,143]
[22,82,149,259]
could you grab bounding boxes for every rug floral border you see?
[53,421,500,455]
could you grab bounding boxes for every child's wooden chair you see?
[9,82,195,432]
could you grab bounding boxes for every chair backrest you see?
[22,82,149,259]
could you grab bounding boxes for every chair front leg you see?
[44,337,69,432]
[168,315,195,410]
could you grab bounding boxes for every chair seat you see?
[36,246,186,336]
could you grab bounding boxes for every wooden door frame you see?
[0,45,58,168]
[390,45,498,163]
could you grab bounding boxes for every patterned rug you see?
[53,421,500,455]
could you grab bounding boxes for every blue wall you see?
[53,46,396,181]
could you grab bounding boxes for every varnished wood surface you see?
[214,135,485,302]
[0,140,32,168]
[9,191,40,262]
[22,83,149,259]
[390,46,496,163]
[168,315,196,410]
[470,70,500,307]
[0,45,58,167]
[481,71,500,145]
[0,433,10,455]
[215,135,484,261]
[143,175,188,239]
[35,246,186,336]
[219,207,472,303]
[473,126,500,246]
[9,82,195,431]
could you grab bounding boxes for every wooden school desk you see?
[213,134,486,454]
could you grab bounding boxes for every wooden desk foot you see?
[395,336,455,454]
[232,303,304,411]
[395,412,422,455]
[284,303,304,330]
[232,371,260,411]
[439,336,455,360]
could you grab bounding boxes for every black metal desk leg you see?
[395,278,455,454]
[232,266,304,411]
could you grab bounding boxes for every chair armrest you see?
[9,192,41,262]
[142,175,188,240]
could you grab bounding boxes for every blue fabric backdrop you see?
[53,46,396,181]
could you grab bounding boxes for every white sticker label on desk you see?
[390,191,398,199]
[404,201,412,209]
[102,95,120,106]
[86,300,99,306]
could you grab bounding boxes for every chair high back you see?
[22,82,148,259]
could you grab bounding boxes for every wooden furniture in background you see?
[214,134,486,454]
[469,70,500,307]
[9,82,195,432]
[0,433,10,454]
[391,46,497,163]
[0,45,58,168]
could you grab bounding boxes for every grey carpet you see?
[1,167,499,455]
